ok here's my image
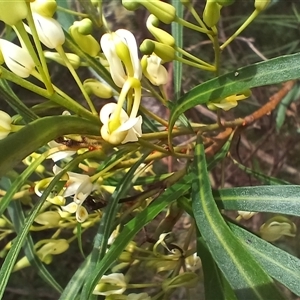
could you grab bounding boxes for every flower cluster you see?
[0,0,288,300]
[99,29,143,145]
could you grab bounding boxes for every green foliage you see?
[0,1,299,299]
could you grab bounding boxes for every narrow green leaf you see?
[0,79,38,122]
[172,0,183,100]
[0,115,100,177]
[0,148,51,216]
[230,157,290,185]
[207,130,234,170]
[228,221,300,296]
[169,52,300,142]
[0,151,99,299]
[192,135,285,300]
[276,83,298,131]
[196,235,238,300]
[81,150,152,299]
[56,0,75,30]
[61,172,193,300]
[0,198,47,299]
[59,255,91,299]
[214,185,300,216]
[7,200,63,293]
[0,66,97,122]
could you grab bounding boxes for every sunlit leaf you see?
[192,135,285,300]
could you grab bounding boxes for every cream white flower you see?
[47,140,76,162]
[141,54,168,86]
[53,165,95,222]
[207,90,251,111]
[100,29,141,87]
[238,210,257,220]
[53,165,92,197]
[26,13,65,49]
[0,110,12,140]
[100,103,142,145]
[185,253,201,272]
[93,273,127,296]
[0,39,35,78]
[260,216,297,242]
[30,0,57,18]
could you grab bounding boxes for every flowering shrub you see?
[0,0,300,299]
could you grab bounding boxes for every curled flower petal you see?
[115,29,142,80]
[100,29,141,87]
[47,140,76,162]
[93,273,126,296]
[100,33,128,87]
[74,180,94,204]
[53,165,92,197]
[100,103,142,145]
[76,205,89,223]
[120,116,142,144]
[61,202,78,214]
[142,54,168,86]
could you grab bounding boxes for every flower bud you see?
[146,14,175,46]
[147,258,178,273]
[93,273,127,296]
[255,0,270,11]
[44,51,81,69]
[260,216,297,242]
[203,0,221,27]
[207,90,251,111]
[13,256,30,272]
[83,79,113,99]
[37,239,69,262]
[31,0,57,18]
[141,54,168,86]
[123,0,176,24]
[0,0,28,26]
[77,18,93,35]
[23,152,45,174]
[140,40,175,62]
[121,0,141,10]
[185,253,201,272]
[180,0,191,5]
[216,0,235,6]
[69,19,100,57]
[34,211,61,226]
[0,110,12,140]
[30,13,65,49]
[47,195,66,206]
[162,272,198,291]
[0,39,35,78]
[139,39,155,55]
[0,218,6,227]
